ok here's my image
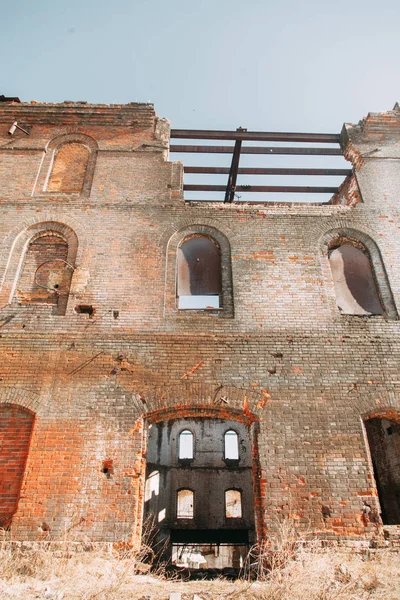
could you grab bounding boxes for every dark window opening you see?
[329,244,383,316]
[365,418,400,524]
[177,235,222,309]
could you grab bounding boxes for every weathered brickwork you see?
[1,101,400,548]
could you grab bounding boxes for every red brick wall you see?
[0,102,399,544]
[0,405,34,528]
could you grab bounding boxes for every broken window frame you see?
[177,234,222,311]
[176,488,195,520]
[320,229,398,321]
[328,241,383,316]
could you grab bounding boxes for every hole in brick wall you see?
[75,305,94,317]
[113,310,119,319]
[102,459,113,478]
[387,426,393,436]
[38,522,50,532]
[322,505,331,519]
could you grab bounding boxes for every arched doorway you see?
[143,416,256,569]
[365,416,400,524]
[0,404,35,528]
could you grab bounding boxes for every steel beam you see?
[170,145,343,156]
[225,139,242,203]
[171,129,340,144]
[184,185,338,193]
[184,167,351,176]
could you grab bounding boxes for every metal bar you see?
[170,145,343,156]
[225,139,242,203]
[184,166,352,176]
[171,129,341,144]
[184,185,338,193]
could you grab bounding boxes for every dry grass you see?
[0,531,400,599]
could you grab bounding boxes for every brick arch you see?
[144,405,257,426]
[0,221,79,309]
[0,403,35,528]
[35,133,98,197]
[133,382,267,417]
[164,224,234,318]
[0,388,43,414]
[318,226,397,320]
[362,407,400,424]
[158,217,236,249]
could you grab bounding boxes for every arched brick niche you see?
[320,228,397,320]
[0,404,35,529]
[362,409,400,525]
[34,133,98,197]
[3,221,78,315]
[165,225,234,319]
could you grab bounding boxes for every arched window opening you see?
[224,430,239,460]
[329,244,383,316]
[16,233,74,315]
[225,489,242,519]
[0,405,34,528]
[177,489,194,519]
[365,418,400,524]
[177,235,222,309]
[178,430,194,460]
[47,143,90,193]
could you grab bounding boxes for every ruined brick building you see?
[1,98,400,566]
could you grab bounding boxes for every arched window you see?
[224,430,239,460]
[178,430,194,460]
[177,489,194,519]
[225,489,242,518]
[329,244,383,315]
[16,232,74,315]
[47,143,90,193]
[177,235,222,309]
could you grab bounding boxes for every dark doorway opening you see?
[365,417,400,524]
[143,417,256,571]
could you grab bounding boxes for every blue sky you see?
[2,0,399,130]
[2,0,399,201]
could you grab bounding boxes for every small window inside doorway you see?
[177,489,194,519]
[178,429,194,460]
[224,430,239,460]
[225,489,242,519]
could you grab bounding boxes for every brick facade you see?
[1,101,400,547]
